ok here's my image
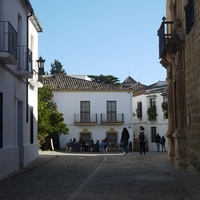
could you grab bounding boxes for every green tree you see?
[50,59,66,75]
[38,86,69,150]
[88,74,121,85]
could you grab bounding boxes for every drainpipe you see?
[26,10,33,122]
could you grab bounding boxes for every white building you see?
[0,0,43,180]
[42,74,133,149]
[132,80,168,151]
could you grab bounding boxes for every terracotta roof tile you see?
[42,74,131,91]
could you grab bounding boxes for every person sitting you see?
[88,139,94,151]
[100,139,108,152]
[93,139,100,152]
[78,138,85,151]
[66,138,76,152]
[84,140,90,151]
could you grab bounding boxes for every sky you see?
[30,0,166,85]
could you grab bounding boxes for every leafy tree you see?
[88,74,121,85]
[50,59,66,75]
[38,86,69,150]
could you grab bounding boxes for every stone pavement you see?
[0,151,200,200]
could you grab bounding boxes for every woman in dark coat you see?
[120,127,130,156]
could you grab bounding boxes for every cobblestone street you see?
[0,152,199,200]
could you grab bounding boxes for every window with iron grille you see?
[30,106,34,144]
[107,101,116,123]
[185,0,194,34]
[151,127,157,142]
[137,102,142,118]
[162,96,168,119]
[0,92,3,148]
[80,101,90,123]
[147,97,157,120]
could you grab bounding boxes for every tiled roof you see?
[122,76,137,84]
[42,74,131,91]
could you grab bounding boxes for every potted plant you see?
[161,102,168,119]
[147,106,157,120]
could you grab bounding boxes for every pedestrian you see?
[160,136,166,152]
[120,127,130,156]
[137,126,146,156]
[155,133,161,152]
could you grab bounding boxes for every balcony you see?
[16,45,33,79]
[100,113,124,124]
[158,17,185,59]
[74,113,97,125]
[157,18,173,59]
[147,106,157,121]
[0,21,17,65]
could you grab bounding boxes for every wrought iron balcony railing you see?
[157,18,173,59]
[16,45,33,79]
[74,113,97,124]
[100,113,124,124]
[0,21,17,64]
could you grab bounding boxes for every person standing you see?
[155,133,161,152]
[160,136,166,152]
[120,127,130,156]
[138,126,146,156]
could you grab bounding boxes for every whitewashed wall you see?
[0,0,40,180]
[132,92,168,151]
[52,91,133,148]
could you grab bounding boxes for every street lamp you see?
[36,56,45,82]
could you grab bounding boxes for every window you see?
[0,92,3,148]
[107,101,116,123]
[147,96,157,120]
[151,127,157,142]
[162,96,168,119]
[30,106,34,144]
[185,0,194,34]
[149,98,156,107]
[80,101,90,123]
[136,102,142,118]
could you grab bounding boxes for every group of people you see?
[66,137,109,152]
[155,133,166,152]
[66,127,167,154]
[120,126,167,156]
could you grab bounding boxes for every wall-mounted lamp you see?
[29,56,45,88]
[36,56,45,82]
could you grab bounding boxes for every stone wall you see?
[164,0,200,175]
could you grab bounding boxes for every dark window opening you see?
[107,101,116,123]
[80,101,90,123]
[30,106,34,144]
[137,102,142,118]
[185,0,194,34]
[151,127,157,142]
[0,93,3,148]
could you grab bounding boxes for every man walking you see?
[138,126,146,155]
[155,133,161,152]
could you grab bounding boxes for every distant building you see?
[0,0,42,180]
[123,77,168,151]
[158,0,200,174]
[42,74,133,149]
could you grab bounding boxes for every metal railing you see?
[158,18,173,58]
[17,45,32,73]
[100,113,124,123]
[74,113,97,123]
[0,21,17,59]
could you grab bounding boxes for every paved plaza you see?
[0,151,200,200]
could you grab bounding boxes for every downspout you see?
[26,11,33,122]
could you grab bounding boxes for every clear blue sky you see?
[31,0,166,85]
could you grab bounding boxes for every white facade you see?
[52,90,133,148]
[0,0,42,180]
[132,81,168,151]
